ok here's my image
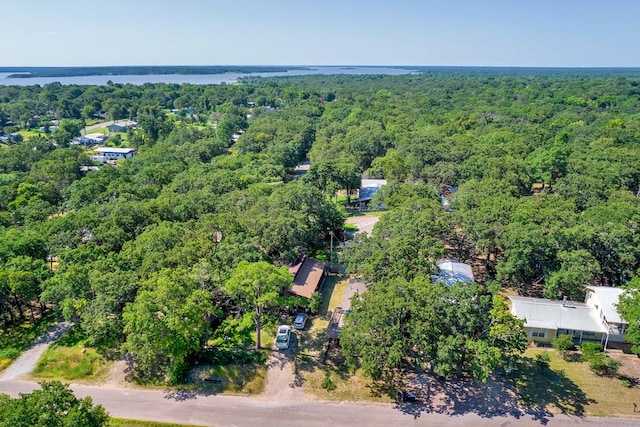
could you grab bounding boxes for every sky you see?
[2,0,638,67]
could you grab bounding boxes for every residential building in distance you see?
[91,147,137,164]
[106,121,137,133]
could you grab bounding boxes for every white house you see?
[76,133,109,146]
[584,286,627,343]
[509,285,628,348]
[91,147,137,164]
[106,121,137,133]
[509,296,607,345]
[434,259,474,287]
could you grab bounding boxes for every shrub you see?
[580,342,603,362]
[621,377,633,388]
[534,352,551,370]
[587,354,621,377]
[309,292,322,314]
[552,335,575,359]
[321,373,336,391]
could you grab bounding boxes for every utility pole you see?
[330,231,334,266]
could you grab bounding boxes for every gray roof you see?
[434,259,474,286]
[358,178,387,202]
[585,286,625,324]
[509,296,607,333]
[95,147,136,154]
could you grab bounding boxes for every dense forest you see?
[1,70,640,383]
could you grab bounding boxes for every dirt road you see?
[345,214,380,236]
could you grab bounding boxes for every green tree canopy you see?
[223,261,292,350]
[0,381,109,427]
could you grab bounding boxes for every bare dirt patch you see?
[345,214,380,236]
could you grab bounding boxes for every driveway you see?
[345,214,380,236]
[0,322,72,381]
[340,279,366,310]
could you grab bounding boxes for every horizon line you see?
[2,64,640,69]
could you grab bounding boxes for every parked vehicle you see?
[275,325,291,349]
[293,313,308,330]
[398,390,417,403]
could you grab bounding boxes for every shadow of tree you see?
[379,355,593,425]
[164,388,198,401]
[509,357,595,419]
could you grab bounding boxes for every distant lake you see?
[0,66,415,86]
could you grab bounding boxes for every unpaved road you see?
[346,214,380,236]
[0,322,72,381]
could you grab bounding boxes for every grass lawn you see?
[17,129,41,139]
[515,348,640,418]
[110,419,205,427]
[86,127,108,135]
[327,277,347,313]
[0,313,57,372]
[30,325,111,384]
[188,364,266,395]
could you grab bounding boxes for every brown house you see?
[287,257,327,299]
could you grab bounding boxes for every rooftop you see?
[94,147,136,154]
[358,178,387,202]
[585,285,625,324]
[288,257,326,299]
[509,296,607,333]
[434,259,474,286]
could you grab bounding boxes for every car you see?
[274,325,291,349]
[293,313,308,330]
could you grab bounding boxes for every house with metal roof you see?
[434,259,474,287]
[91,147,137,164]
[584,285,627,343]
[358,178,387,208]
[509,296,608,345]
[509,285,629,347]
[106,121,137,132]
[287,257,327,299]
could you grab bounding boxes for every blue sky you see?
[2,0,638,67]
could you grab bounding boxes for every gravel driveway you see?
[345,214,380,236]
[0,322,72,381]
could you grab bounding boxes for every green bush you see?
[580,342,603,361]
[587,354,621,377]
[309,292,322,314]
[321,373,336,391]
[534,352,551,370]
[552,335,575,354]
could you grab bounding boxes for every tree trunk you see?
[13,295,24,320]
[255,314,261,350]
[255,305,262,350]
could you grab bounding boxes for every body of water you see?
[0,66,415,86]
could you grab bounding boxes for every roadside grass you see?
[0,313,57,372]
[327,277,347,313]
[343,224,358,232]
[515,348,640,417]
[110,419,205,427]
[188,364,266,395]
[30,325,111,384]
